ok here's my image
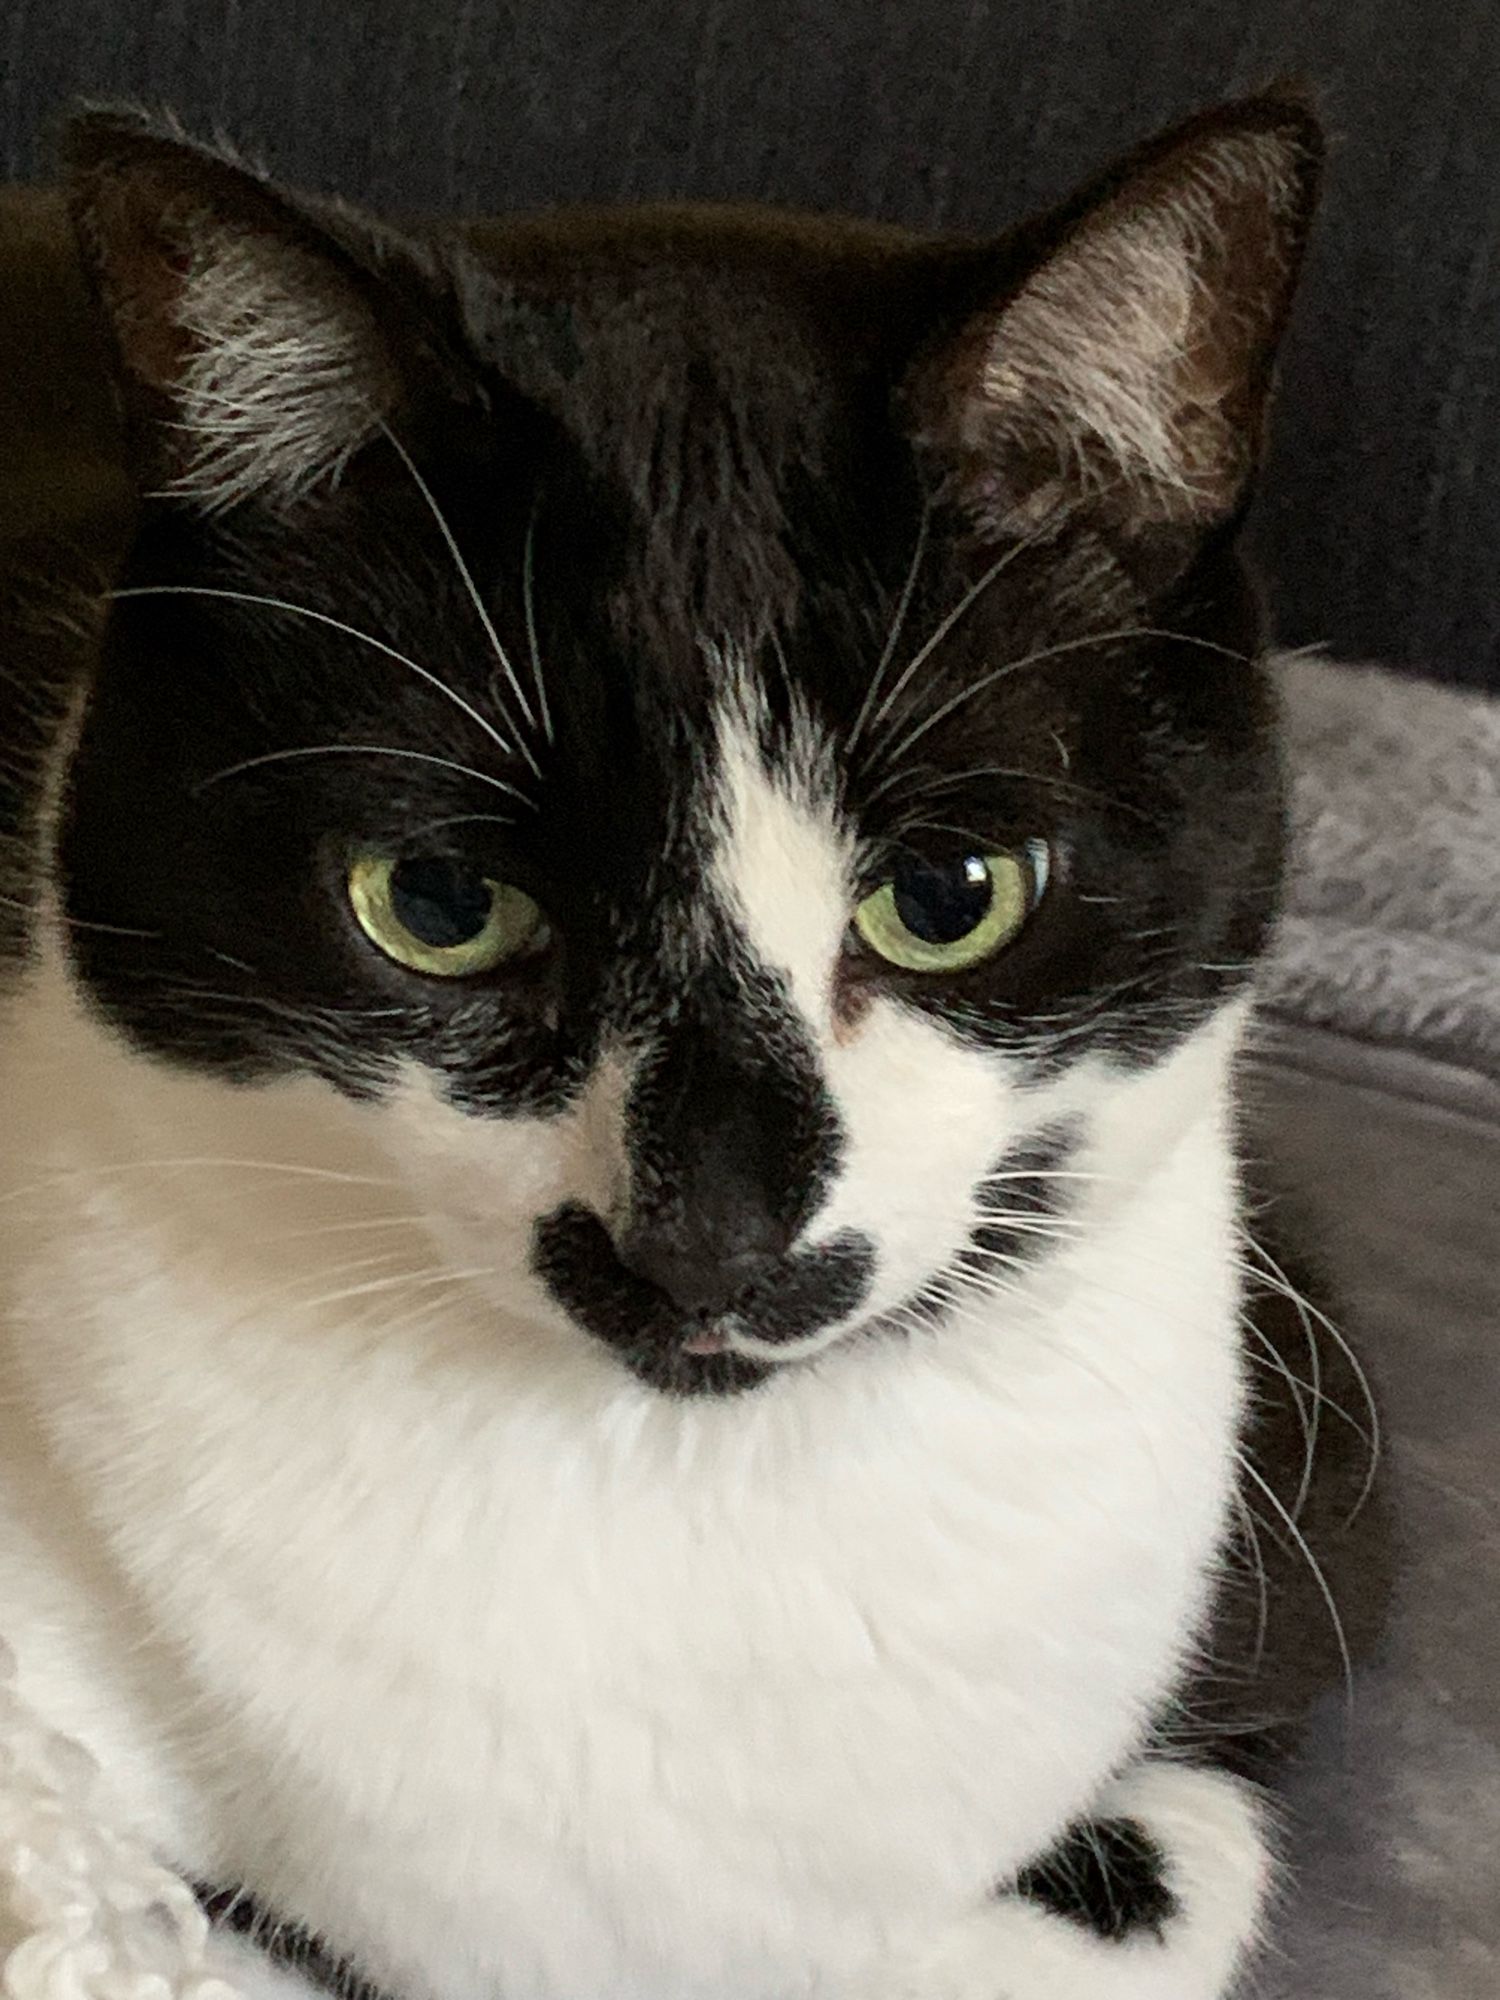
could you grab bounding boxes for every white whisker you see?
[109,585,527,773]
[1237,1450,1355,1718]
[1227,1485,1272,1672]
[522,502,554,746]
[400,810,523,844]
[281,1265,486,1316]
[846,503,930,754]
[879,625,1254,775]
[194,742,533,803]
[254,1247,436,1307]
[1238,1231,1381,1525]
[0,1156,400,1211]
[376,417,544,779]
[965,1215,1088,1241]
[859,498,1093,762]
[863,758,1164,829]
[860,539,1023,754]
[1238,1311,1317,1524]
[0,889,159,939]
[261,1214,433,1246]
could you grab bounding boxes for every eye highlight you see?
[853,843,1048,973]
[348,854,550,977]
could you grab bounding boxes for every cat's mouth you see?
[530,1203,875,1396]
[679,1326,731,1358]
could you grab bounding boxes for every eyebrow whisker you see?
[110,584,526,771]
[193,743,534,803]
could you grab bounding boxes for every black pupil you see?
[389,858,493,948]
[891,854,994,944]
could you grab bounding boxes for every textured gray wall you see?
[5,0,1500,688]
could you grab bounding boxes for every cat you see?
[0,89,1383,2000]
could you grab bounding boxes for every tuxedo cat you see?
[0,91,1379,2000]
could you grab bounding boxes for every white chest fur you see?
[0,973,1244,2000]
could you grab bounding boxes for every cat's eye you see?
[852,843,1048,973]
[347,854,550,977]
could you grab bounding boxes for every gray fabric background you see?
[3,0,1500,690]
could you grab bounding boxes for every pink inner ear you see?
[70,119,420,511]
[909,115,1319,544]
[84,179,200,395]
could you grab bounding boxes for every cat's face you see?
[56,98,1317,1392]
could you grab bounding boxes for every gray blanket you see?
[1255,657,1499,1998]
[1269,654,1500,1073]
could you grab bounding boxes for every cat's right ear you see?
[66,109,480,513]
[904,92,1323,578]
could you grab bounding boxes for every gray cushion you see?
[1248,1030,1500,1997]
[1251,654,1500,1995]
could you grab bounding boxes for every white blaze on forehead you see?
[707,681,851,1030]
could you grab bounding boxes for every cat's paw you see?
[867,1763,1273,2000]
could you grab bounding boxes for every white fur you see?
[870,1764,1275,2000]
[165,229,393,511]
[0,696,1264,2000]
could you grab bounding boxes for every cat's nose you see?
[616,1213,790,1319]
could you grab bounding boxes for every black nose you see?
[616,1207,790,1318]
[616,982,838,1322]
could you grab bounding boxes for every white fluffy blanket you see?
[0,1643,250,2000]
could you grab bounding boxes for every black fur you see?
[57,105,1303,1119]
[618,954,849,1315]
[959,1120,1083,1275]
[894,1121,1083,1330]
[196,1885,385,2000]
[1012,1816,1178,1943]
[533,1201,873,1395]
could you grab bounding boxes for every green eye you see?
[348,853,550,977]
[853,844,1046,972]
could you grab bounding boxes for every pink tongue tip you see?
[680,1328,728,1357]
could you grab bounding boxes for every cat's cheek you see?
[367,1057,631,1320]
[808,996,1028,1315]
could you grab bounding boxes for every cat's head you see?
[57,94,1318,1394]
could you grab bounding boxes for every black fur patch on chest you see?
[1011,1815,1178,1942]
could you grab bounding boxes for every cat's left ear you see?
[66,109,480,512]
[907,91,1323,566]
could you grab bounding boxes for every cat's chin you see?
[578,1299,862,1398]
[620,1311,876,1394]
[616,1340,775,1399]
[590,1313,835,1399]
[679,1327,732,1358]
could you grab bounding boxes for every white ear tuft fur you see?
[68,113,405,512]
[164,224,395,511]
